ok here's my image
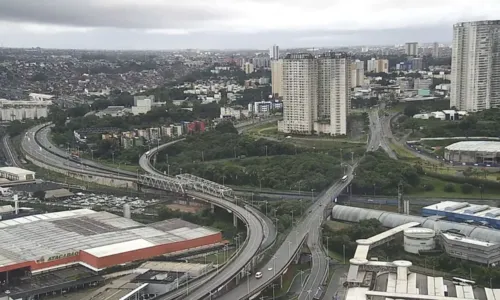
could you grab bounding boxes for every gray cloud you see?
[0,26,453,50]
[0,0,228,29]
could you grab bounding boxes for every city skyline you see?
[0,0,499,49]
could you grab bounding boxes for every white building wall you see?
[271,59,283,97]
[451,20,500,111]
[281,54,318,134]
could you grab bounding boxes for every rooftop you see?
[0,209,220,270]
[423,201,500,221]
[445,141,500,153]
[441,233,497,247]
[0,167,36,176]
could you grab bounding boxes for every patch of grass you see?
[325,220,350,232]
[189,248,236,265]
[389,142,419,161]
[274,263,310,297]
[412,176,498,199]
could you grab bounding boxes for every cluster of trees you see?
[6,119,40,136]
[323,218,500,287]
[258,200,306,232]
[177,153,342,191]
[351,97,379,109]
[157,206,240,239]
[401,108,500,138]
[157,123,362,191]
[352,151,421,195]
[323,219,388,258]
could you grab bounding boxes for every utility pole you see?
[397,180,404,214]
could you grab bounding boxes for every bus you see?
[341,175,348,182]
[452,277,475,286]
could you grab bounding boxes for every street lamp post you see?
[273,255,277,276]
[311,189,315,202]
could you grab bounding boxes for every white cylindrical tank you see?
[123,204,131,219]
[404,228,436,254]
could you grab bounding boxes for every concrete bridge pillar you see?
[211,203,215,213]
[233,213,238,228]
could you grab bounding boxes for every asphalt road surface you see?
[368,110,397,159]
[323,265,349,300]
[138,144,267,300]
[219,170,354,300]
[21,124,132,179]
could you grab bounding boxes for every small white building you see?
[403,228,436,254]
[29,93,54,102]
[0,167,36,181]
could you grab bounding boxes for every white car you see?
[255,272,263,279]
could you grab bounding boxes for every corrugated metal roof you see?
[0,209,220,268]
[332,205,500,243]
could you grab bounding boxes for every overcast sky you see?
[0,0,499,50]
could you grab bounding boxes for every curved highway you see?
[139,143,267,300]
[22,124,134,180]
[35,123,137,176]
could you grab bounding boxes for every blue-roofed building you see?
[422,201,500,229]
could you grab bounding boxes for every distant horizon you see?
[0,41,453,52]
[0,0,497,50]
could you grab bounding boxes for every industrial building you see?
[444,141,500,164]
[331,205,500,265]
[0,167,35,181]
[403,228,436,254]
[422,201,500,229]
[0,98,52,121]
[440,231,500,265]
[0,209,222,277]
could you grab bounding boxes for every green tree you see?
[404,104,420,117]
[215,122,238,134]
[461,183,474,194]
[443,183,456,193]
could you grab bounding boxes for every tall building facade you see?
[367,58,388,73]
[451,20,500,112]
[271,59,284,97]
[243,62,254,74]
[405,42,418,56]
[351,59,365,87]
[433,42,440,57]
[278,52,351,136]
[270,45,280,60]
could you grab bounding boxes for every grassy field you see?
[412,176,499,199]
[247,120,367,148]
[325,220,351,232]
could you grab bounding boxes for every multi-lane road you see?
[219,171,353,300]
[368,110,397,159]
[138,142,269,300]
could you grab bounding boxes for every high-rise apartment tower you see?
[405,42,418,56]
[270,45,280,60]
[278,52,351,136]
[450,20,500,111]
